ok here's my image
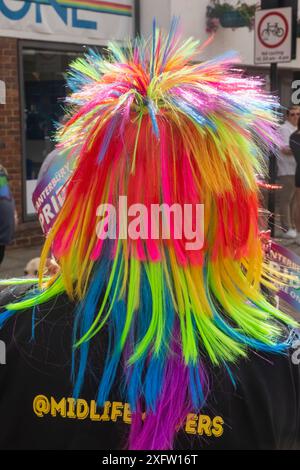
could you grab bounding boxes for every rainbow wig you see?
[1,21,298,449]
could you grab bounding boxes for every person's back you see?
[0,23,300,450]
[0,286,299,450]
[289,123,300,244]
[278,119,298,177]
[277,108,300,238]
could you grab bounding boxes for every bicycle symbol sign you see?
[254,7,292,64]
[258,11,288,48]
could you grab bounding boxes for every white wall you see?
[170,0,208,43]
[205,25,300,70]
[140,0,171,36]
[140,0,300,69]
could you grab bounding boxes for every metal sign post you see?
[256,0,297,236]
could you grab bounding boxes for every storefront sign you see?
[0,0,133,45]
[268,241,300,311]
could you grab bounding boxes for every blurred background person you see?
[0,164,16,265]
[290,117,300,245]
[277,106,300,239]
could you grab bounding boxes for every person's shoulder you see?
[0,283,33,308]
[279,121,290,134]
[290,131,300,143]
[278,121,291,140]
[0,283,75,318]
[0,283,76,347]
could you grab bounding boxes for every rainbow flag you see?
[22,0,133,17]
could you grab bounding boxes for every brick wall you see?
[0,37,43,249]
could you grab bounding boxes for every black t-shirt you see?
[0,286,299,450]
[290,132,300,166]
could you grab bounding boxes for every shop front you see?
[0,0,134,245]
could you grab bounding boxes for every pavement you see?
[275,236,300,257]
[0,244,43,279]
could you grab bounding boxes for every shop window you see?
[21,46,81,217]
